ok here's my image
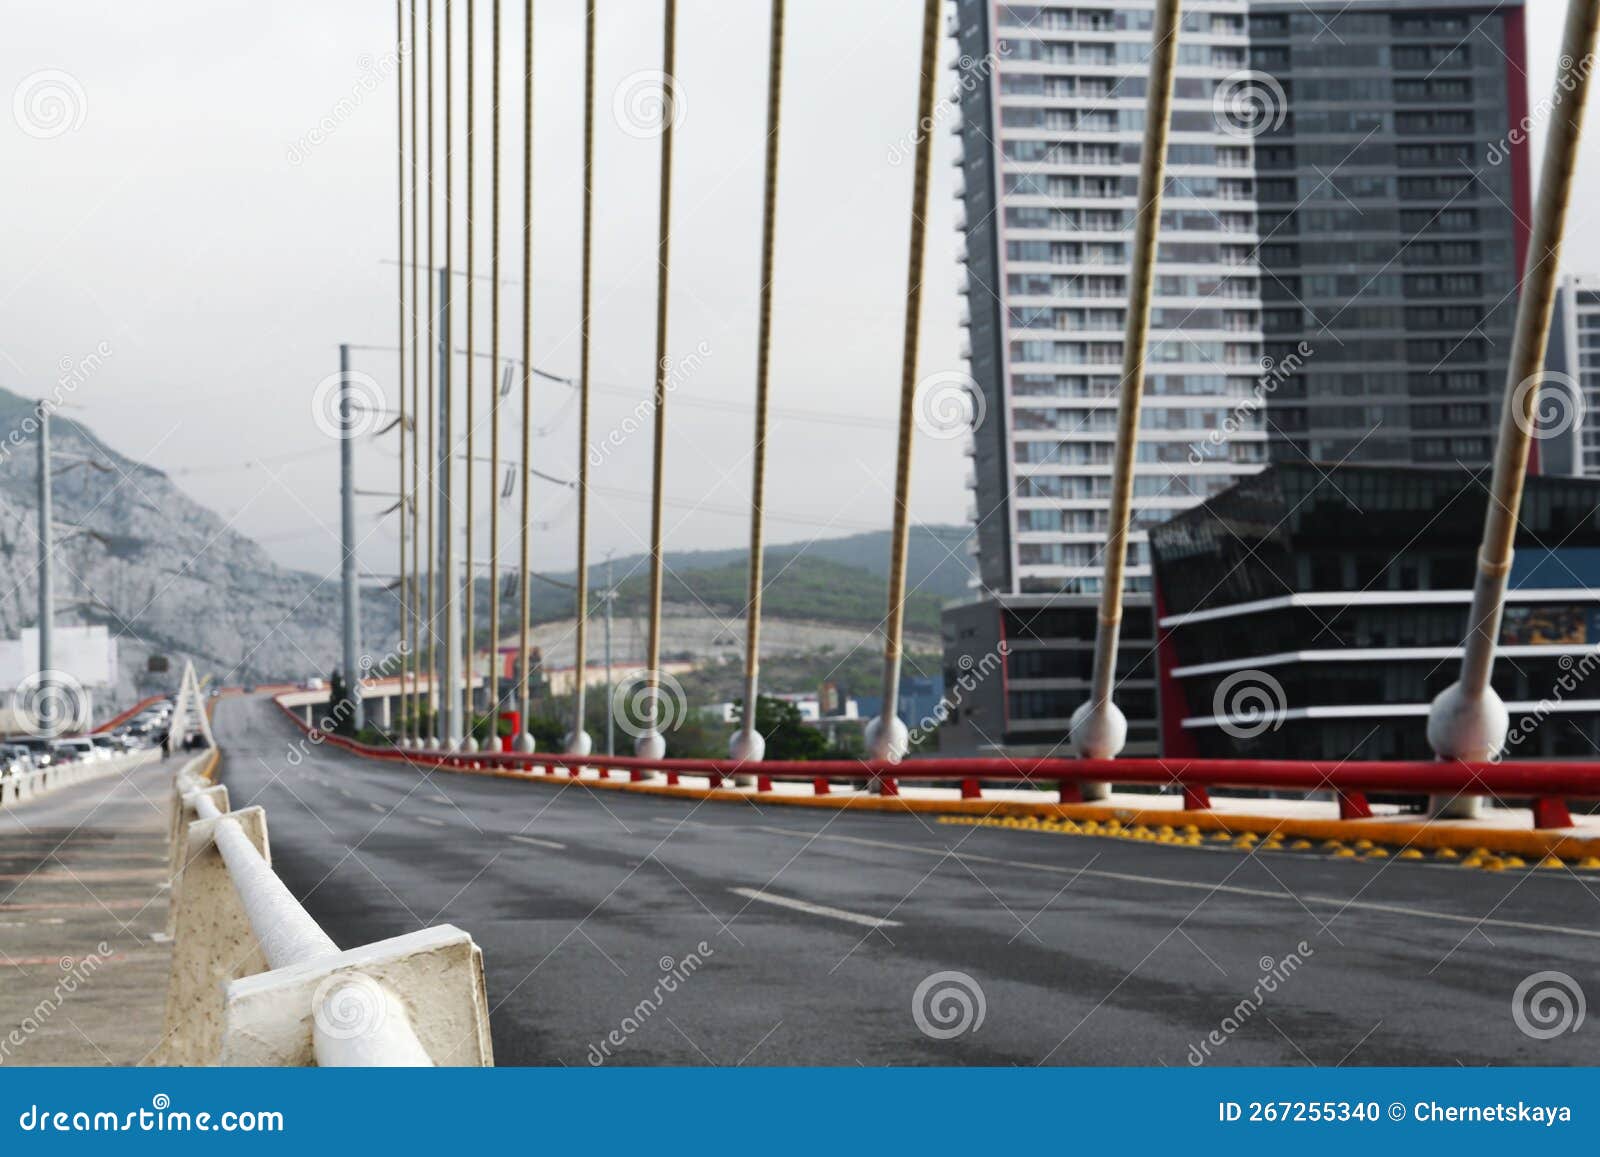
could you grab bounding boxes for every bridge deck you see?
[0,756,174,1065]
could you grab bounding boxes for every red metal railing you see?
[93,694,167,735]
[273,698,1598,830]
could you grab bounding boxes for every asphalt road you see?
[215,696,1600,1066]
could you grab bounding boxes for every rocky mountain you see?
[0,387,400,714]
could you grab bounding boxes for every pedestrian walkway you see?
[0,755,174,1065]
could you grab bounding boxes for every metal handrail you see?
[174,765,434,1066]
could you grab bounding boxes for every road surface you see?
[214,696,1598,1066]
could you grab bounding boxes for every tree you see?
[733,695,827,761]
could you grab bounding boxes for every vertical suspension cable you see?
[640,0,677,758]
[732,0,785,765]
[396,0,409,745]
[569,0,597,755]
[409,0,422,745]
[1428,0,1600,771]
[514,0,535,752]
[425,0,438,745]
[464,0,477,748]
[867,0,940,768]
[488,0,503,748]
[442,0,458,748]
[1070,0,1182,782]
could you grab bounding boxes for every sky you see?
[0,0,1592,586]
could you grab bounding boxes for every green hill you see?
[609,554,944,633]
[506,525,976,631]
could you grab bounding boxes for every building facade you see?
[1250,1,1531,466]
[954,0,1269,600]
[940,595,1158,756]
[1149,464,1600,760]
[942,0,1531,757]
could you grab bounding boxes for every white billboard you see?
[0,625,117,691]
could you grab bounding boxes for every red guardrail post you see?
[1182,784,1210,810]
[1337,790,1372,820]
[960,778,981,800]
[1533,797,1574,829]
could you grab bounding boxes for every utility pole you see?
[36,406,54,737]
[339,345,365,731]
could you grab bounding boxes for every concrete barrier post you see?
[157,807,272,1066]
[218,926,493,1066]
[168,784,230,882]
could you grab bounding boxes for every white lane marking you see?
[368,802,388,813]
[415,816,447,828]
[729,886,902,930]
[748,825,1600,941]
[422,796,453,807]
[338,789,354,799]
[509,834,567,851]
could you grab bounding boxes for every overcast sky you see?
[0,0,1592,584]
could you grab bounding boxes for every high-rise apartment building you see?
[939,0,1531,758]
[1250,1,1530,466]
[954,0,1267,600]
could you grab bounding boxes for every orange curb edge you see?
[372,753,1600,862]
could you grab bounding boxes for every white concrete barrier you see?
[158,753,493,1067]
[0,748,160,811]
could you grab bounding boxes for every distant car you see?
[303,677,326,691]
[53,738,101,763]
[9,737,55,769]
